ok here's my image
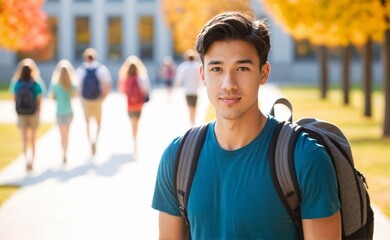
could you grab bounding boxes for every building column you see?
[123,0,137,57]
[59,0,73,61]
[155,1,173,64]
[92,0,107,62]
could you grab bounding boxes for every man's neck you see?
[214,110,267,150]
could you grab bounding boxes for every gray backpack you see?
[174,97,374,239]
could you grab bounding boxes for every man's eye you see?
[210,67,222,72]
[238,67,249,71]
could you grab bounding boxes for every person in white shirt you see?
[76,48,112,155]
[175,49,202,125]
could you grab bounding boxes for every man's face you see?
[200,40,270,121]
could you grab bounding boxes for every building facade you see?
[0,0,383,88]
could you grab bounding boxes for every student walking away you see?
[159,55,176,101]
[11,62,43,172]
[118,55,150,153]
[49,59,77,165]
[175,49,202,126]
[76,48,112,155]
[152,11,342,239]
[9,58,47,97]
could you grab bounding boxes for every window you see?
[294,39,316,61]
[107,16,122,60]
[139,16,154,59]
[17,16,58,62]
[75,16,91,60]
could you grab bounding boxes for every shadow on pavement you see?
[0,153,135,187]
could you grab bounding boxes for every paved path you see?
[0,85,389,239]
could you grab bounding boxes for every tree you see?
[0,0,50,52]
[262,0,390,136]
[161,0,251,54]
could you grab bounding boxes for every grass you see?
[0,123,53,206]
[206,86,390,218]
[0,81,13,100]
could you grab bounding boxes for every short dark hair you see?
[195,11,271,67]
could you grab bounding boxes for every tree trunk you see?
[342,45,351,105]
[363,37,372,117]
[318,45,328,99]
[383,29,390,136]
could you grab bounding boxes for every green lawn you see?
[207,86,390,218]
[0,124,53,206]
[0,81,12,100]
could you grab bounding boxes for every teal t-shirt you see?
[49,83,75,116]
[152,116,340,239]
[13,80,42,99]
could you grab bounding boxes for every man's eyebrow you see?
[206,60,223,66]
[206,59,254,66]
[236,59,254,64]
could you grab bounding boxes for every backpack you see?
[82,67,101,99]
[125,75,145,105]
[15,81,37,115]
[174,97,374,239]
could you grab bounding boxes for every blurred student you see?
[175,49,202,125]
[49,59,77,164]
[118,55,150,152]
[76,48,112,155]
[159,56,176,100]
[9,58,47,96]
[11,60,43,172]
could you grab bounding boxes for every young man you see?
[152,11,341,239]
[76,48,112,155]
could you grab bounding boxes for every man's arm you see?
[302,210,341,240]
[159,212,189,240]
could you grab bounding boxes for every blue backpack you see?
[82,66,101,99]
[15,81,37,115]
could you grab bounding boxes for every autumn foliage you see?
[0,0,50,52]
[161,0,251,54]
[262,0,390,47]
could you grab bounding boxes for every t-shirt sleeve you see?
[152,137,182,216]
[295,133,340,219]
[97,65,112,84]
[34,82,43,96]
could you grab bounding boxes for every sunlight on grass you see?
[0,82,12,100]
[0,186,19,207]
[0,123,53,206]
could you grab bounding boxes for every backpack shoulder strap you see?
[269,121,303,239]
[173,123,209,224]
[269,97,304,239]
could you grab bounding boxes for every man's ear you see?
[200,64,206,86]
[260,62,271,85]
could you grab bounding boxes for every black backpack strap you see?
[173,123,209,225]
[269,97,293,122]
[269,121,303,239]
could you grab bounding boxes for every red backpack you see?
[125,75,144,106]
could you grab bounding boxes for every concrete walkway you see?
[0,85,389,239]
